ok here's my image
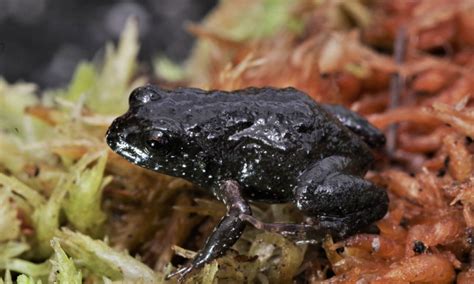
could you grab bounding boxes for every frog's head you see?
[106,85,193,174]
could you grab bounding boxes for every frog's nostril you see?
[105,124,123,149]
[105,130,116,147]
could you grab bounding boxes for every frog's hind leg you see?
[294,156,388,239]
[167,180,251,281]
[322,104,386,148]
[240,156,387,244]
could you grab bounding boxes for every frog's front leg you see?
[295,156,388,238]
[167,180,251,281]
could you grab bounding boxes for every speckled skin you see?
[106,85,388,280]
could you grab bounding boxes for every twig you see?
[386,27,408,156]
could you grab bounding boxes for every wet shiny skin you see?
[106,85,388,279]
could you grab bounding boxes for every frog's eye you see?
[129,85,160,107]
[145,131,169,150]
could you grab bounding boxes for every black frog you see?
[106,85,388,279]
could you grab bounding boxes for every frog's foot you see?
[165,265,192,282]
[239,214,332,244]
[166,180,251,281]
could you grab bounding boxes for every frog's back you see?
[167,87,311,122]
[163,86,317,127]
[168,86,368,155]
[160,87,324,152]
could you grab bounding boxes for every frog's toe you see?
[240,213,329,243]
[166,265,193,282]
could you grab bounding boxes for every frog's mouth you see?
[106,119,149,166]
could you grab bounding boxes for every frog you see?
[106,85,389,280]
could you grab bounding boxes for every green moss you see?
[50,239,82,284]
[55,229,157,282]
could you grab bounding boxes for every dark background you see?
[0,0,217,88]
